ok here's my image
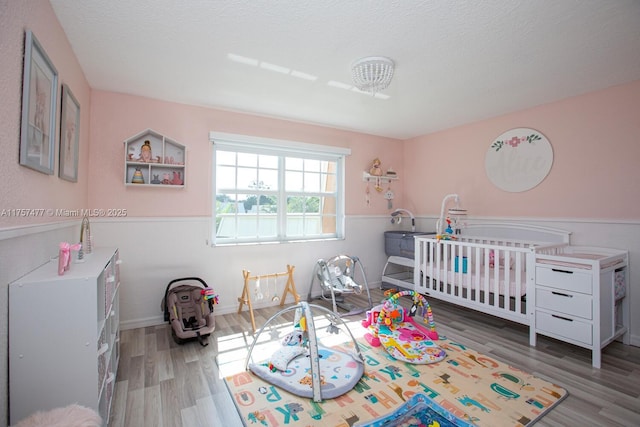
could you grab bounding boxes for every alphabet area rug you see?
[223,335,567,426]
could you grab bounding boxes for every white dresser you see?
[531,246,629,368]
[9,247,121,425]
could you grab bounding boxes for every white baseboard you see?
[120,315,165,330]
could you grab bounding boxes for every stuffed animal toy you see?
[170,171,183,185]
[369,158,383,176]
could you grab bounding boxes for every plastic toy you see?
[362,290,446,364]
[201,288,219,304]
[445,217,453,234]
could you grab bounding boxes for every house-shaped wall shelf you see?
[124,129,186,188]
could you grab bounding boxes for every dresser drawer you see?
[535,311,592,345]
[535,288,592,319]
[536,266,592,294]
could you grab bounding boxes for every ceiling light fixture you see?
[351,56,395,95]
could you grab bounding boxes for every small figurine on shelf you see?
[170,171,183,185]
[162,172,171,184]
[369,158,383,176]
[139,140,152,162]
[150,174,161,184]
[131,167,145,184]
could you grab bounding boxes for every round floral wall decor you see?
[485,128,553,192]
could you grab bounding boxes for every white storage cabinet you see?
[9,248,121,424]
[531,246,629,368]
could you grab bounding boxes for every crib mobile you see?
[435,193,468,241]
[362,290,446,364]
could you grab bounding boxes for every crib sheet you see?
[422,263,528,297]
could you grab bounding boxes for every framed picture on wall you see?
[19,30,58,175]
[59,84,80,182]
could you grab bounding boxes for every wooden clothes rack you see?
[238,264,300,332]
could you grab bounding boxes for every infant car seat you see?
[162,277,216,346]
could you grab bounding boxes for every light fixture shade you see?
[351,56,394,94]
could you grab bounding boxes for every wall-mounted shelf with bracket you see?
[362,171,399,183]
[363,171,399,206]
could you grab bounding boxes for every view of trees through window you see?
[213,147,341,243]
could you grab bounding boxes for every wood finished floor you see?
[108,288,640,427]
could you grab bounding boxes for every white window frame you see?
[210,132,350,245]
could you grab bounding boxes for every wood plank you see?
[107,288,640,426]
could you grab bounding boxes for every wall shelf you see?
[124,129,186,187]
[362,171,398,183]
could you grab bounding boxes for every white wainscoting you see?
[3,215,636,344]
[89,215,392,330]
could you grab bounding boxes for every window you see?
[210,132,350,244]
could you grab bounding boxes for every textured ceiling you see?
[50,0,640,139]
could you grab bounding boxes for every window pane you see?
[286,196,320,213]
[304,159,320,172]
[286,157,303,171]
[321,215,337,234]
[258,168,278,190]
[237,152,257,167]
[237,167,257,190]
[322,173,336,192]
[303,172,320,192]
[212,134,345,243]
[217,150,236,166]
[216,166,236,189]
[321,196,337,215]
[259,154,278,169]
[285,170,303,191]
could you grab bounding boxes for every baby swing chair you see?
[308,254,372,316]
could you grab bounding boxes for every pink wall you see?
[404,80,640,220]
[0,0,91,228]
[88,91,403,216]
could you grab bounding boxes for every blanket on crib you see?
[223,335,568,426]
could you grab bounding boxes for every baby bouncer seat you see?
[308,254,372,316]
[162,277,218,346]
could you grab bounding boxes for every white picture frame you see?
[19,30,58,175]
[59,84,80,182]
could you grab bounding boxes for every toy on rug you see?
[357,393,475,427]
[362,290,446,364]
[246,302,364,402]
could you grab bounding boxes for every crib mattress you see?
[422,263,528,297]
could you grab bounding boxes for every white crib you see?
[413,223,570,325]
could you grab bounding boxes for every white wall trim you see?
[0,220,80,241]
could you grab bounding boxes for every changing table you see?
[531,246,629,368]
